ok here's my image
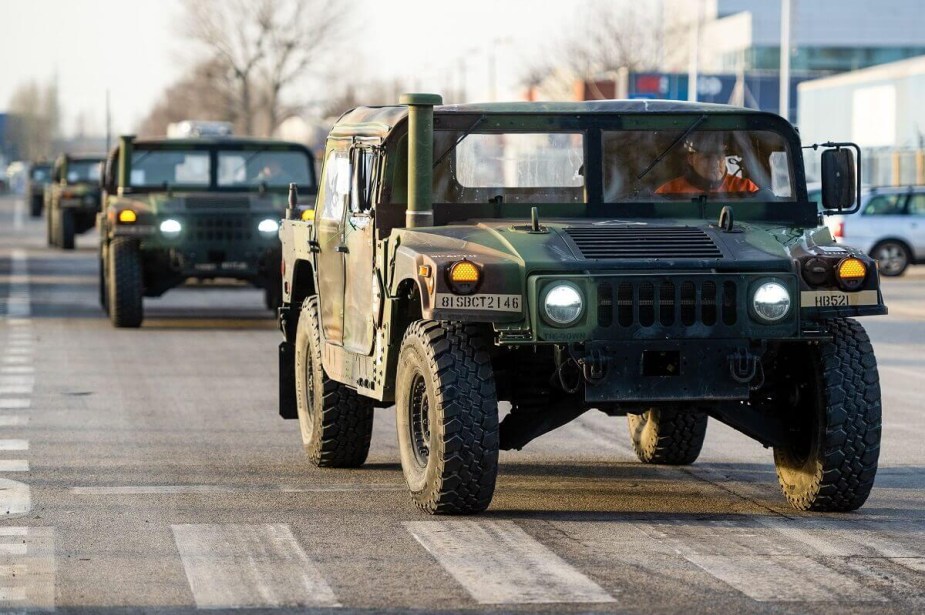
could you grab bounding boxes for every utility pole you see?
[688,0,703,102]
[779,0,792,121]
[105,89,112,152]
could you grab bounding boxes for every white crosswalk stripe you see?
[405,520,615,605]
[172,523,340,609]
[0,527,54,611]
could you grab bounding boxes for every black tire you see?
[47,206,56,247]
[99,244,109,314]
[294,296,373,467]
[773,318,881,512]
[264,283,282,312]
[107,238,144,328]
[30,195,43,218]
[59,209,75,250]
[627,408,708,465]
[396,321,499,515]
[871,240,910,276]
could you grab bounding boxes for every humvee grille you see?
[564,226,722,259]
[186,196,250,210]
[188,215,253,242]
[599,278,737,329]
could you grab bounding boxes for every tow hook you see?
[728,348,764,389]
[580,348,608,385]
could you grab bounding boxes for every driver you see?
[656,132,758,195]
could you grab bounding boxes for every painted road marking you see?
[72,483,405,495]
[0,367,33,375]
[0,527,55,611]
[0,417,28,427]
[172,524,340,609]
[0,462,28,472]
[0,441,28,451]
[0,399,30,410]
[0,477,32,516]
[685,555,885,602]
[405,520,615,605]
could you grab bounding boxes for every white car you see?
[824,186,925,276]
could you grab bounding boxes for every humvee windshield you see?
[30,166,51,181]
[430,119,795,208]
[129,147,312,191]
[67,161,101,183]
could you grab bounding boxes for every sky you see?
[0,0,588,138]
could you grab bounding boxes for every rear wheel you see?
[773,318,881,511]
[107,238,144,328]
[58,209,75,250]
[99,244,109,314]
[294,296,373,467]
[396,321,499,514]
[871,240,910,276]
[627,408,708,465]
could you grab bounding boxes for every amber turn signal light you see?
[836,257,867,290]
[117,209,137,224]
[447,260,481,295]
[301,209,314,221]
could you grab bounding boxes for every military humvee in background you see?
[278,94,884,515]
[46,154,105,249]
[98,136,316,328]
[26,161,52,217]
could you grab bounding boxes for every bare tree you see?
[6,80,60,160]
[138,59,235,137]
[523,0,661,100]
[179,0,347,136]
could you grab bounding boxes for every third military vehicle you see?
[26,161,52,217]
[99,136,317,327]
[46,153,105,249]
[278,95,884,515]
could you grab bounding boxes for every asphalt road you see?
[1,193,923,614]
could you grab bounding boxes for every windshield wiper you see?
[636,114,708,181]
[432,115,486,169]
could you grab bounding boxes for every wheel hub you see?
[409,373,431,466]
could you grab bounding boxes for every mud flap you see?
[279,341,297,419]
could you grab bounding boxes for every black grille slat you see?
[597,278,738,331]
[565,227,722,259]
[189,215,253,242]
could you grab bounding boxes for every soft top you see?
[330,99,775,141]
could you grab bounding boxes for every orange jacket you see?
[656,174,759,195]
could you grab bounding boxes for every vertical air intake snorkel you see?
[399,93,442,228]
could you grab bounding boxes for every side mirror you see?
[821,145,860,214]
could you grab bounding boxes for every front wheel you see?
[871,240,910,276]
[627,408,708,465]
[30,195,43,218]
[294,296,373,467]
[773,318,881,511]
[107,238,144,328]
[58,209,75,250]
[396,321,499,515]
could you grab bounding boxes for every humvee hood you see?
[395,218,792,272]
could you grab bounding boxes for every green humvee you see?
[278,95,884,515]
[46,154,105,249]
[26,161,52,218]
[98,135,317,328]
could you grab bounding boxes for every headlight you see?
[258,218,279,233]
[542,282,584,326]
[752,281,791,322]
[159,219,182,236]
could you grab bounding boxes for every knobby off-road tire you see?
[774,318,881,512]
[627,408,708,465]
[396,321,499,515]
[30,195,43,218]
[107,238,144,328]
[294,296,373,467]
[58,209,75,250]
[98,246,109,315]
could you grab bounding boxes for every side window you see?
[350,148,376,214]
[319,149,351,222]
[908,194,925,215]
[862,195,905,216]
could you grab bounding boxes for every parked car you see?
[825,186,925,276]
[26,161,52,217]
